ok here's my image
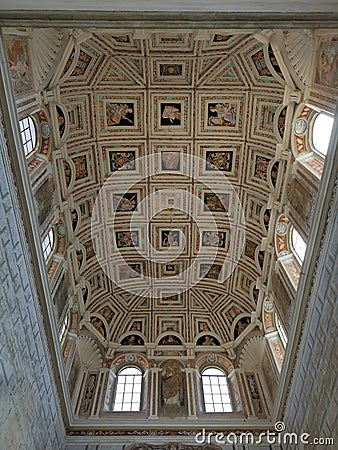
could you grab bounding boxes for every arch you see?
[195,353,234,375]
[275,213,303,288]
[195,332,222,346]
[105,353,148,413]
[111,352,149,373]
[156,331,184,346]
[81,282,90,305]
[261,207,272,233]
[232,315,252,341]
[120,332,145,346]
[291,102,334,178]
[50,103,68,145]
[255,244,265,272]
[18,107,52,171]
[274,104,288,142]
[70,205,81,234]
[230,312,254,342]
[89,315,107,341]
[250,281,260,304]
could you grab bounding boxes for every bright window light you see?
[312,113,334,157]
[42,228,54,261]
[59,312,69,342]
[19,116,37,157]
[291,228,306,263]
[276,315,288,348]
[202,367,232,413]
[113,367,142,412]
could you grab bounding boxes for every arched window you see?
[59,311,70,343]
[42,228,54,261]
[291,227,306,264]
[201,367,233,412]
[312,113,334,157]
[113,366,142,412]
[276,314,288,348]
[292,104,335,179]
[19,116,37,157]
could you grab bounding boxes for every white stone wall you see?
[0,122,65,449]
[283,184,338,448]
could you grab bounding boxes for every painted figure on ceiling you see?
[206,151,233,171]
[254,156,270,181]
[106,103,134,126]
[202,231,226,248]
[109,150,135,171]
[159,334,182,345]
[234,317,251,339]
[121,334,144,345]
[161,104,181,125]
[161,230,180,247]
[5,36,33,94]
[315,38,338,87]
[114,193,137,212]
[116,231,138,247]
[197,335,220,346]
[91,317,105,338]
[208,103,236,126]
[203,193,228,212]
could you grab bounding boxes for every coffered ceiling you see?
[44,29,291,357]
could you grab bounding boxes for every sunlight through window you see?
[276,315,288,348]
[113,367,142,412]
[19,116,37,157]
[291,228,306,263]
[312,113,334,157]
[42,228,54,261]
[202,367,232,413]
[59,312,70,343]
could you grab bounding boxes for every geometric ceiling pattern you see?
[50,30,290,355]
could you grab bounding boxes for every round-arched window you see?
[19,116,37,157]
[59,311,70,343]
[42,228,55,261]
[291,227,306,264]
[201,367,233,412]
[312,113,334,157]
[113,366,142,412]
[276,314,288,348]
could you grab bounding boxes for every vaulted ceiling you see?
[44,29,291,357]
